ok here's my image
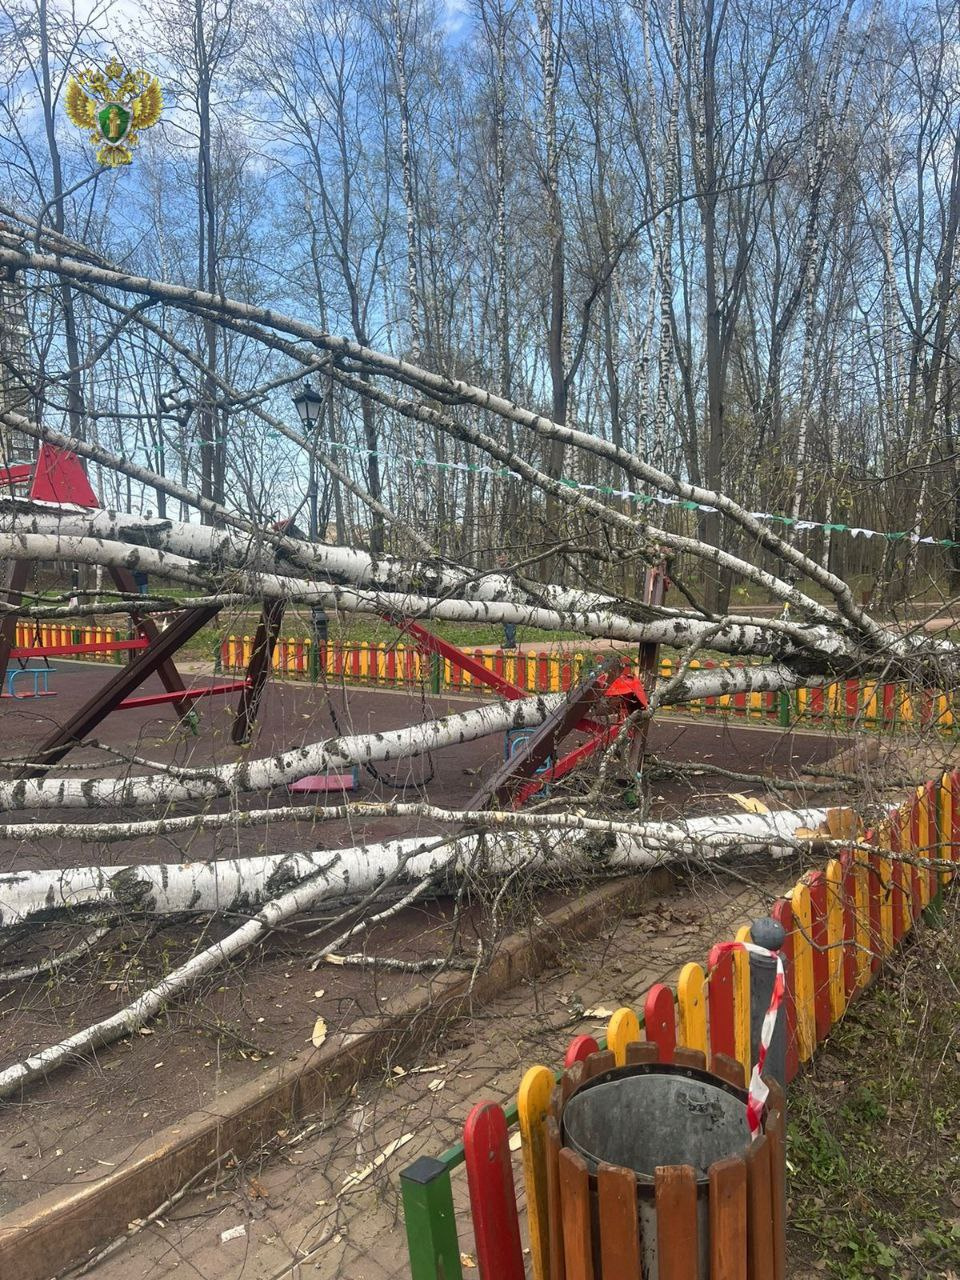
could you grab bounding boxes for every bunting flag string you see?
[281,435,958,552]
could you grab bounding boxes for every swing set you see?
[0,443,253,765]
[0,443,669,796]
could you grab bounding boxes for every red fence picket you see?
[564,1035,599,1068]
[463,1102,525,1280]
[770,899,799,1083]
[643,984,677,1063]
[804,871,831,1044]
[706,944,736,1064]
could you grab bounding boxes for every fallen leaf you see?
[428,1079,445,1092]
[311,1017,328,1048]
[460,1253,477,1269]
[583,1006,615,1019]
[220,1225,246,1244]
[312,989,325,999]
[508,1131,522,1151]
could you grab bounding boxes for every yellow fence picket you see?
[607,1007,641,1067]
[677,962,707,1054]
[915,786,931,910]
[517,1064,554,1280]
[940,773,953,887]
[876,822,894,956]
[790,883,816,1061]
[824,859,846,1024]
[897,803,916,934]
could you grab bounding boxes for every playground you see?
[0,659,852,1231]
[4,83,960,1274]
[0,462,957,1279]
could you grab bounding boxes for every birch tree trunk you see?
[0,804,828,1100]
[0,806,831,929]
[0,664,832,812]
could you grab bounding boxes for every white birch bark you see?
[0,664,825,812]
[0,803,827,1099]
[0,517,868,660]
[0,692,563,811]
[0,806,831,930]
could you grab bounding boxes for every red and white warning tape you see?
[710,941,785,1138]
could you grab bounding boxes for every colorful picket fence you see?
[29,619,959,736]
[401,772,960,1280]
[220,635,960,735]
[12,621,139,663]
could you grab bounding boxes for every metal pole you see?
[748,916,787,1090]
[308,474,318,543]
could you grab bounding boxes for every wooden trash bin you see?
[547,1047,785,1280]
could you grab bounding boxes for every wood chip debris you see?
[727,793,770,815]
[340,1133,414,1194]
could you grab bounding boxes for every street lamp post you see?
[293,380,324,542]
[293,380,327,681]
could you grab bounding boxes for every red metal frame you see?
[471,657,646,809]
[11,638,149,658]
[380,610,652,807]
[118,680,251,711]
[512,718,624,807]
[382,613,526,701]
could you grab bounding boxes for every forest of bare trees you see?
[1,0,959,607]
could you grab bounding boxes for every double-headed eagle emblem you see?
[65,58,163,167]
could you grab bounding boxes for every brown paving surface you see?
[82,862,796,1280]
[0,662,850,1265]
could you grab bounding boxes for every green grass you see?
[787,912,960,1279]
[184,614,590,662]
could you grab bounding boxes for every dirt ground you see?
[0,661,853,1257]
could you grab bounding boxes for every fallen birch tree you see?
[0,804,832,929]
[0,804,828,1098]
[0,662,822,811]
[0,206,945,1126]
[0,502,875,663]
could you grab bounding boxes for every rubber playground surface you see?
[0,661,850,1272]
